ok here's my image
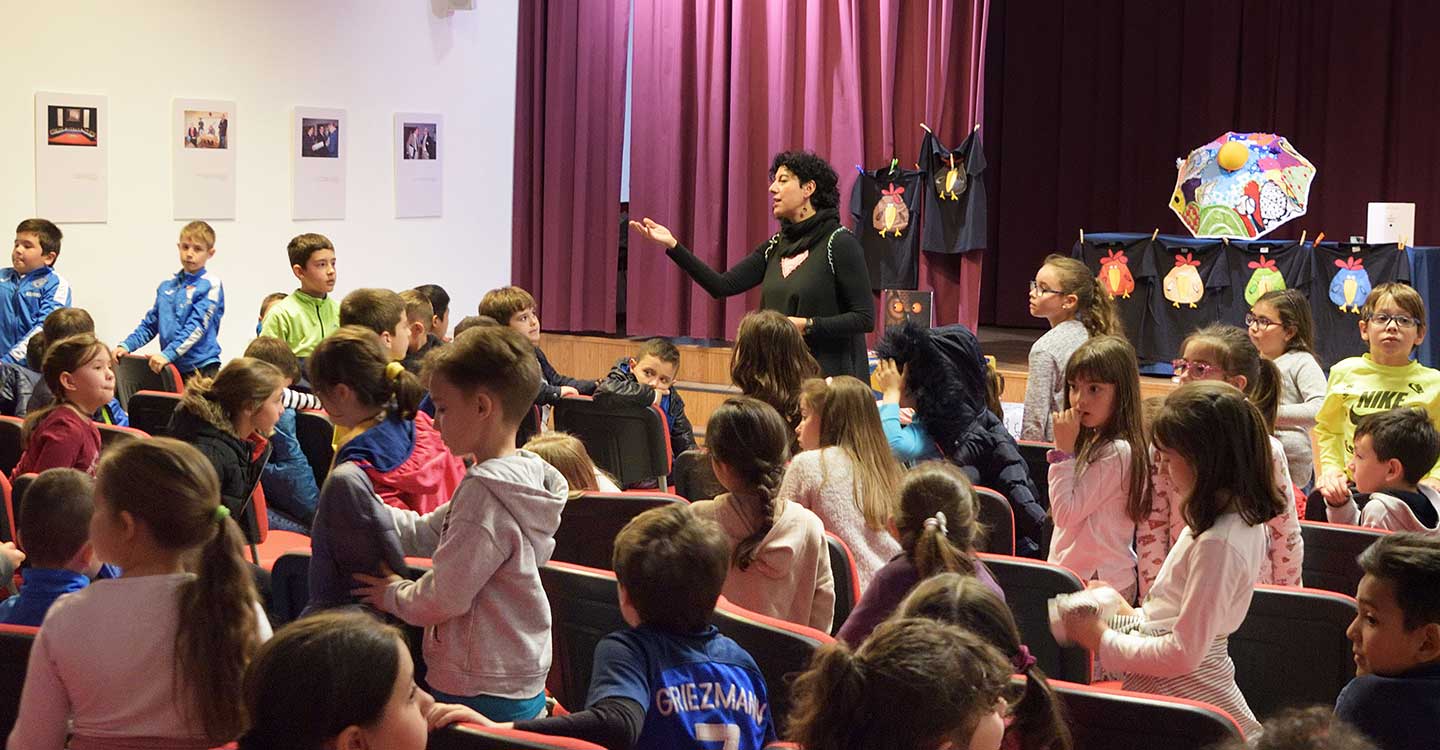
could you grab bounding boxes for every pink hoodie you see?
[690,494,835,632]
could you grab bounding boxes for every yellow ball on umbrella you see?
[1217,141,1249,172]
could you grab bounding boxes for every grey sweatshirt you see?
[1273,349,1327,487]
[383,449,568,699]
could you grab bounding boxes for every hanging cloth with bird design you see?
[1309,243,1411,369]
[849,166,925,291]
[919,129,988,255]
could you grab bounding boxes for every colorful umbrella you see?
[1169,132,1317,239]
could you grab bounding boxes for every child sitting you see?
[874,321,1048,557]
[113,220,225,380]
[9,439,270,747]
[259,233,338,358]
[353,326,568,722]
[243,337,321,531]
[780,376,902,588]
[256,292,286,336]
[1022,254,1119,441]
[838,461,1004,646]
[2,219,71,367]
[1327,407,1440,533]
[481,285,596,406]
[594,337,697,454]
[0,469,116,626]
[14,334,113,477]
[340,287,411,362]
[729,310,820,435]
[399,288,438,374]
[499,504,777,749]
[239,610,483,750]
[414,283,451,341]
[1334,532,1440,750]
[788,617,1011,750]
[27,308,126,424]
[1317,282,1440,508]
[1249,289,1327,489]
[305,327,463,611]
[523,432,619,493]
[167,358,286,534]
[689,396,834,631]
[897,573,1073,750]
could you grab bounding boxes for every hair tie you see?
[213,505,230,524]
[922,511,948,536]
[1012,645,1037,672]
[385,361,405,382]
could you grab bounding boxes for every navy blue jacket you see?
[1336,662,1440,750]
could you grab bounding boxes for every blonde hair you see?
[180,220,216,249]
[896,462,983,579]
[1042,254,1121,337]
[805,376,903,529]
[524,432,611,494]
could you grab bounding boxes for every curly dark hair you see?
[769,150,840,211]
[874,322,989,455]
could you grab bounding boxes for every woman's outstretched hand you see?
[629,217,678,249]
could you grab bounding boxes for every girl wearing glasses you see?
[1315,283,1440,509]
[1247,289,1326,490]
[1021,255,1122,442]
[1137,324,1302,598]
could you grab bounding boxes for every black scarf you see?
[773,208,841,258]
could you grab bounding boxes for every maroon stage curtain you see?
[625,0,990,341]
[982,0,1440,328]
[511,0,629,333]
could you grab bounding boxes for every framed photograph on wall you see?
[394,112,442,218]
[34,91,108,223]
[173,98,236,219]
[292,107,346,220]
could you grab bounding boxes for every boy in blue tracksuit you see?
[113,221,224,379]
[2,219,72,367]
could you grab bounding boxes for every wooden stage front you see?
[539,328,1178,440]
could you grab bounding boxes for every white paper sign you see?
[292,107,346,220]
[394,112,442,218]
[34,92,108,223]
[1367,202,1416,245]
[173,98,236,220]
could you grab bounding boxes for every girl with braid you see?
[838,461,1004,646]
[690,396,835,631]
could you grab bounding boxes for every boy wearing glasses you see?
[1315,283,1440,508]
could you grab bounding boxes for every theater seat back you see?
[127,390,182,437]
[1229,584,1357,718]
[824,532,861,636]
[0,416,23,477]
[0,624,38,736]
[539,562,629,711]
[713,598,834,735]
[551,492,686,570]
[974,485,1016,555]
[978,553,1091,683]
[113,354,183,410]
[554,397,672,488]
[1047,677,1243,749]
[1299,520,1387,596]
[428,724,604,749]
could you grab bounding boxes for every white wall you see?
[0,0,517,361]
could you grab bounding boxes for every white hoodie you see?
[385,449,568,698]
[1327,484,1440,534]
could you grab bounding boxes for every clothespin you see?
[1400,235,1408,251]
[1151,228,1159,242]
[973,122,981,133]
[1222,237,1230,246]
[1299,230,1307,247]
[855,165,865,175]
[920,122,933,133]
[1079,228,1085,245]
[889,157,898,176]
[913,162,921,170]
[1314,232,1325,246]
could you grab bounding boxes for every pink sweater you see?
[690,494,835,632]
[777,447,901,590]
[1047,439,1138,593]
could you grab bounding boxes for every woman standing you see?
[631,151,874,379]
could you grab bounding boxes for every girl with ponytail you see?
[837,461,1004,646]
[690,396,835,631]
[305,326,465,611]
[788,617,1012,750]
[11,438,270,748]
[898,574,1073,750]
[1137,323,1302,597]
[1022,254,1123,441]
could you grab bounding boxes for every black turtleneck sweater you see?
[666,209,874,379]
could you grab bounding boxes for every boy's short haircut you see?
[339,288,406,337]
[399,289,433,325]
[612,505,729,632]
[635,338,681,367]
[24,335,46,371]
[179,220,216,249]
[1358,532,1440,629]
[1356,407,1440,485]
[478,286,536,324]
[422,326,540,423]
[1361,282,1427,328]
[286,233,334,269]
[452,315,498,337]
[15,219,62,261]
[18,468,95,568]
[414,284,450,319]
[42,307,95,342]
[243,336,302,383]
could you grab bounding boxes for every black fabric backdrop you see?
[981,0,1440,327]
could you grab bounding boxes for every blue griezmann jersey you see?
[586,625,775,750]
